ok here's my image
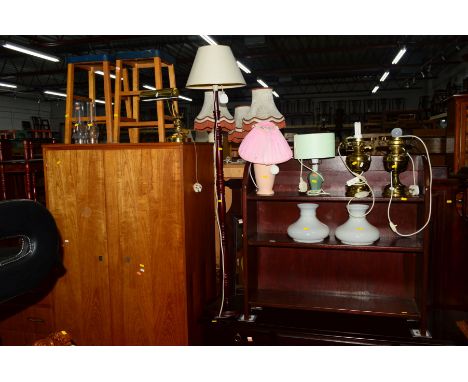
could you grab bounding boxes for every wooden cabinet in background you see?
[447,94,468,173]
[43,143,215,345]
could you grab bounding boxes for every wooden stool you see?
[64,54,116,144]
[113,50,179,143]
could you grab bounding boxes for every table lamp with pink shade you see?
[239,121,292,195]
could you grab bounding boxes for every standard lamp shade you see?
[194,91,235,131]
[228,105,250,143]
[186,45,246,89]
[294,132,336,159]
[243,88,285,130]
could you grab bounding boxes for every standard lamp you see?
[186,45,246,318]
[294,133,336,195]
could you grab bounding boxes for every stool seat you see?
[115,49,174,63]
[66,54,115,64]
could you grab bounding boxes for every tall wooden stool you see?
[64,54,116,144]
[113,50,179,143]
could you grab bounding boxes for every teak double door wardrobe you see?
[43,143,215,345]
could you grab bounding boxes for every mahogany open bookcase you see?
[241,155,431,336]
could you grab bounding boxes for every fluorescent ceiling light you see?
[142,97,174,102]
[272,91,279,98]
[2,42,60,62]
[200,35,217,45]
[178,95,192,102]
[371,86,379,94]
[94,70,120,80]
[392,47,407,65]
[95,99,106,104]
[236,61,251,74]
[379,71,390,82]
[143,84,156,90]
[44,90,67,97]
[0,82,17,89]
[257,79,268,88]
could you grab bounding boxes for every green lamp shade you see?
[294,132,336,159]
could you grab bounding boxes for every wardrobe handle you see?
[27,317,45,323]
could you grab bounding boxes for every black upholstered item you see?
[0,199,60,303]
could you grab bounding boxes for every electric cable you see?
[387,134,432,237]
[212,142,226,318]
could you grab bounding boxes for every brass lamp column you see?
[345,137,372,197]
[382,136,410,198]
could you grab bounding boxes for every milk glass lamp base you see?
[335,204,379,246]
[287,203,330,243]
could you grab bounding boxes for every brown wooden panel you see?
[255,247,417,299]
[44,148,112,345]
[104,147,188,345]
[181,144,215,344]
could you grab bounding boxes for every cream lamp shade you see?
[194,91,235,131]
[294,132,336,159]
[228,105,250,143]
[186,45,246,89]
[243,88,285,131]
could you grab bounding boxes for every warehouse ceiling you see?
[0,35,467,105]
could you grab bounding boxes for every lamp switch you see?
[346,176,361,186]
[298,178,308,192]
[408,185,419,196]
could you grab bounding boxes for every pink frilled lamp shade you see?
[228,105,250,143]
[242,88,286,131]
[239,121,292,195]
[194,91,235,132]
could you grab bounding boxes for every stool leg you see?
[103,61,113,143]
[88,68,96,102]
[122,68,132,118]
[129,65,140,143]
[65,63,75,144]
[113,60,122,143]
[154,57,165,143]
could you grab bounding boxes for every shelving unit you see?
[242,155,431,335]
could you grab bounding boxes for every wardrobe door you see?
[104,147,188,345]
[44,148,113,345]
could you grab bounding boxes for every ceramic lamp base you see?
[254,163,276,196]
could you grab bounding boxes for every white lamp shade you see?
[294,132,336,159]
[186,45,246,89]
[243,88,285,130]
[194,91,235,131]
[234,105,250,129]
[228,105,251,143]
